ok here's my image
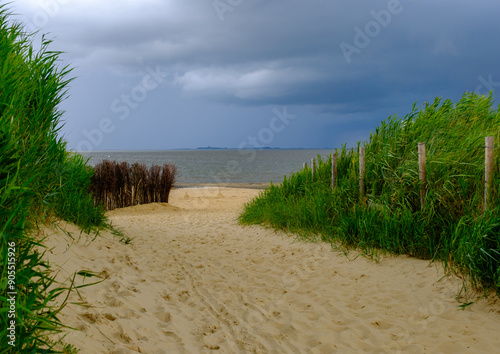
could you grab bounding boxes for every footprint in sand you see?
[154,309,172,326]
[162,331,185,348]
[201,324,218,335]
[198,324,222,351]
[79,312,99,324]
[203,344,221,350]
[105,295,124,308]
[103,313,117,321]
[117,289,134,297]
[178,290,191,302]
[113,324,133,344]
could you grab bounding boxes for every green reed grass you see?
[240,92,500,293]
[1,6,107,352]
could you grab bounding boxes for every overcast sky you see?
[11,0,500,150]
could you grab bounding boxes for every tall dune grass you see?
[240,92,500,293]
[91,160,177,210]
[1,6,106,352]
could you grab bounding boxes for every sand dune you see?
[44,187,500,353]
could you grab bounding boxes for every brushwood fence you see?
[91,160,176,211]
[306,137,496,212]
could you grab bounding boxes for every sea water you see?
[80,149,332,185]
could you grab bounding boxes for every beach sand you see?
[44,187,500,353]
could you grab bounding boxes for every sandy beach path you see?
[45,187,500,353]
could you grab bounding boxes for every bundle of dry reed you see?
[91,160,176,210]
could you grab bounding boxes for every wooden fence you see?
[307,136,495,212]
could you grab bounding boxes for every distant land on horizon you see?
[76,147,337,153]
[195,146,329,150]
[197,146,276,150]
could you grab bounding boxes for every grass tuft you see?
[240,92,500,294]
[0,5,107,352]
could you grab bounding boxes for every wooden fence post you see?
[485,136,494,212]
[359,147,365,200]
[311,158,316,181]
[303,162,307,170]
[418,143,426,209]
[332,153,338,190]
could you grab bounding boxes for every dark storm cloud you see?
[11,0,500,149]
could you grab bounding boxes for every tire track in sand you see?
[141,205,302,353]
